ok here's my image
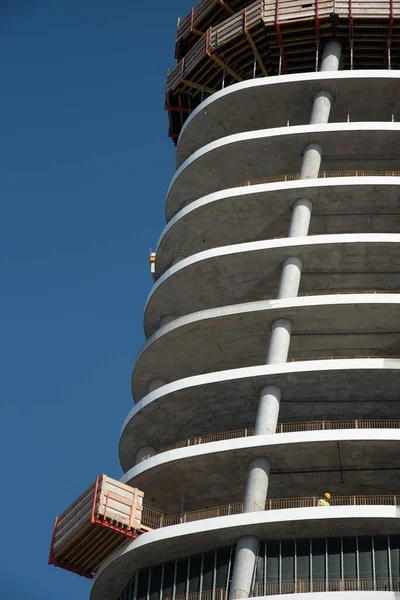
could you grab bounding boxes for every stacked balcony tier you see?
[92,69,400,600]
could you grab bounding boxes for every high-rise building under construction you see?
[92,1,400,599]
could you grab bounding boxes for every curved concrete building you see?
[92,2,400,600]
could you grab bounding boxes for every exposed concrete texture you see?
[288,199,313,237]
[309,91,333,124]
[255,386,281,435]
[145,234,400,336]
[159,315,175,327]
[122,431,400,512]
[228,536,259,600]
[155,178,400,277]
[176,71,400,164]
[265,318,292,364]
[167,123,400,220]
[134,294,400,400]
[91,507,400,600]
[147,378,167,393]
[243,457,271,512]
[135,447,155,466]
[230,58,339,595]
[120,359,400,470]
[277,257,303,299]
[299,143,322,180]
[320,39,342,72]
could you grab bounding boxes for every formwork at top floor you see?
[166,0,400,143]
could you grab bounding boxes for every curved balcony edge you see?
[167,122,400,221]
[91,507,400,600]
[154,176,400,279]
[121,429,400,485]
[145,232,400,338]
[134,293,400,400]
[177,70,400,166]
[120,358,400,470]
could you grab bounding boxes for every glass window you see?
[296,539,310,583]
[266,540,279,583]
[189,555,202,594]
[374,537,389,590]
[358,537,373,586]
[281,540,295,582]
[137,569,150,600]
[202,551,215,592]
[255,541,265,584]
[391,535,400,581]
[175,558,188,598]
[328,538,341,583]
[215,546,231,590]
[342,537,357,580]
[149,566,162,600]
[162,562,175,600]
[312,538,326,586]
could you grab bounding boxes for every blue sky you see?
[0,1,191,598]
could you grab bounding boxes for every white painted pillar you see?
[243,457,271,512]
[228,40,342,600]
[320,38,342,72]
[255,386,282,435]
[229,537,259,600]
[265,318,292,364]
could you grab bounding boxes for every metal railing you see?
[289,355,400,361]
[141,420,400,462]
[141,495,400,531]
[141,428,255,461]
[248,577,400,596]
[242,170,400,187]
[164,577,400,600]
[168,589,227,600]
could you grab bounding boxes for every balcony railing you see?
[241,170,400,187]
[167,577,400,600]
[140,420,400,462]
[141,495,400,531]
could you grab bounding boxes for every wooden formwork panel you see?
[167,0,400,142]
[49,475,148,578]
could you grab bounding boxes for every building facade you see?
[92,1,400,599]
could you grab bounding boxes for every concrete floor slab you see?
[177,71,400,165]
[155,178,400,277]
[135,295,400,401]
[167,123,400,220]
[120,359,400,470]
[145,234,400,337]
[91,507,400,600]
[122,431,400,513]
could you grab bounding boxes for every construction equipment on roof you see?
[48,475,150,579]
[166,0,400,142]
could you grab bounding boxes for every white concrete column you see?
[255,385,282,435]
[288,198,313,237]
[309,90,333,124]
[228,38,343,600]
[300,142,322,179]
[243,456,271,512]
[228,536,259,600]
[320,38,342,72]
[278,257,303,299]
[265,318,292,364]
[148,378,167,393]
